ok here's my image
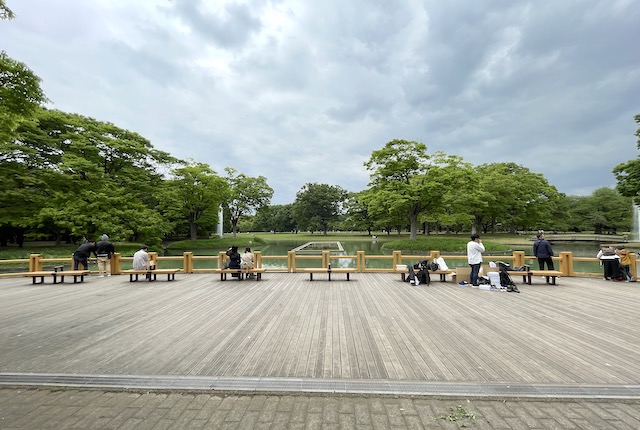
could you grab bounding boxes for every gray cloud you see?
[1,0,639,205]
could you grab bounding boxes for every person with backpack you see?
[467,234,485,287]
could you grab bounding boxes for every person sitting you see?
[133,245,151,279]
[241,247,255,278]
[226,246,242,277]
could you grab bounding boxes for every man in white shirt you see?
[133,245,150,271]
[467,234,485,286]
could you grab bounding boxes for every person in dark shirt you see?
[533,232,554,270]
[73,240,97,271]
[95,234,116,277]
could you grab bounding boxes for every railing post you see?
[288,251,295,272]
[254,251,262,269]
[430,250,440,260]
[112,253,121,275]
[560,252,573,277]
[149,252,158,268]
[513,251,525,267]
[184,252,193,273]
[218,251,226,269]
[29,254,42,272]
[392,250,402,267]
[356,251,364,272]
[322,250,330,268]
[630,252,637,280]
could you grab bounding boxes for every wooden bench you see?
[213,268,266,281]
[0,270,90,284]
[398,269,455,282]
[528,270,563,285]
[303,268,356,281]
[121,269,180,282]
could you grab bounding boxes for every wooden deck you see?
[0,273,638,389]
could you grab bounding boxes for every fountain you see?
[631,204,640,242]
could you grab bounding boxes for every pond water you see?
[166,239,621,271]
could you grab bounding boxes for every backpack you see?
[417,268,430,285]
[428,262,439,271]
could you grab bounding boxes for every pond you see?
[166,239,622,271]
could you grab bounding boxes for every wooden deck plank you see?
[0,273,639,386]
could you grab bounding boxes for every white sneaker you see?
[414,280,420,285]
[99,275,105,278]
[107,274,111,277]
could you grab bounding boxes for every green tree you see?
[613,114,640,204]
[253,204,296,232]
[1,108,179,243]
[574,187,631,234]
[474,162,560,234]
[364,140,474,239]
[341,191,376,235]
[292,183,347,235]
[0,52,47,144]
[161,163,228,240]
[224,168,273,238]
[0,0,15,20]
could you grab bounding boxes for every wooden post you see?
[218,251,226,269]
[254,251,262,269]
[630,252,636,280]
[560,252,573,277]
[430,250,440,260]
[149,252,158,268]
[392,250,402,268]
[112,253,121,275]
[512,251,525,267]
[356,251,364,272]
[288,251,296,272]
[29,254,42,272]
[322,250,330,268]
[183,252,193,273]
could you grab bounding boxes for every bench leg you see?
[328,271,331,281]
[32,276,45,284]
[401,273,406,282]
[440,274,446,282]
[550,276,556,285]
[346,273,350,281]
[309,273,313,281]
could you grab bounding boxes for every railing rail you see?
[0,250,636,279]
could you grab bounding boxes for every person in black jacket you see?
[73,240,97,271]
[533,232,554,283]
[96,234,116,277]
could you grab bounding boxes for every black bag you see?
[499,270,516,287]
[428,262,439,271]
[417,269,430,285]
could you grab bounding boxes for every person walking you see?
[467,234,485,287]
[95,234,115,277]
[73,240,97,271]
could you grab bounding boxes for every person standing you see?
[467,234,485,287]
[533,232,554,270]
[73,240,97,271]
[533,232,555,284]
[95,234,115,277]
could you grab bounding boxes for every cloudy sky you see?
[2,0,639,204]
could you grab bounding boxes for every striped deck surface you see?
[0,273,638,394]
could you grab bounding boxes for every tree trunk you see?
[189,221,198,241]
[409,212,418,240]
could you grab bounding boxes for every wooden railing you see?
[0,250,636,279]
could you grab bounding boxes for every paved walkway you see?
[2,388,640,429]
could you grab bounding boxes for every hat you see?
[101,234,109,241]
